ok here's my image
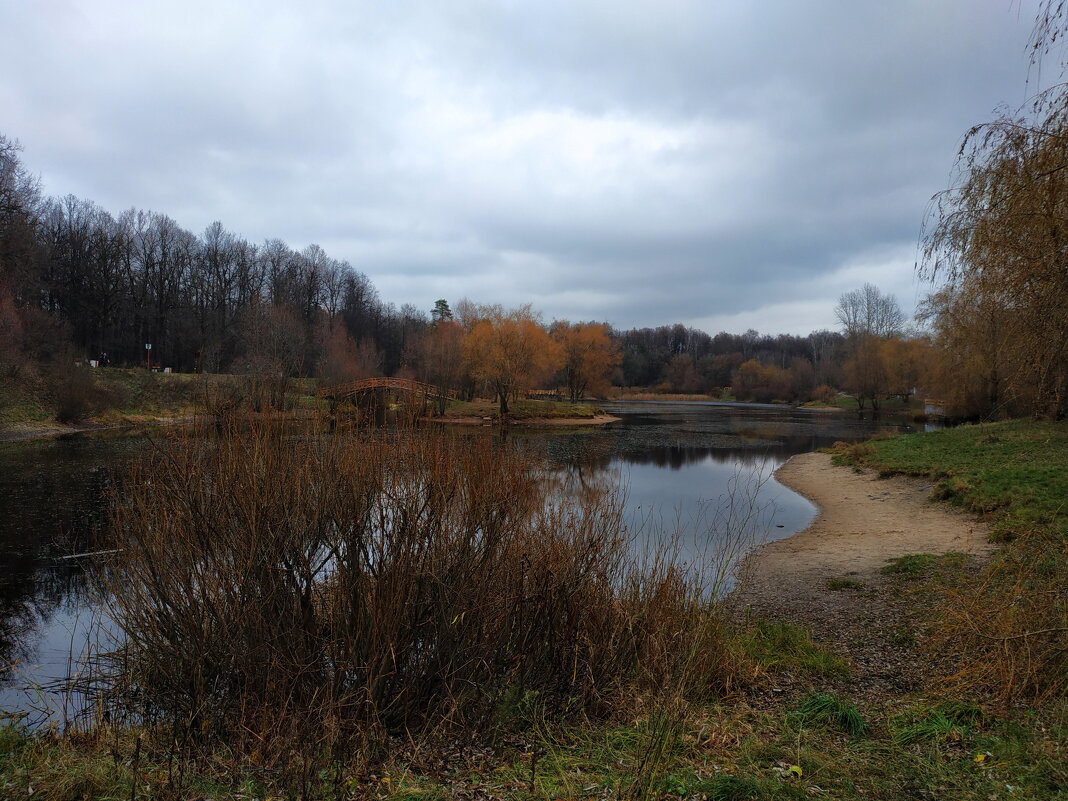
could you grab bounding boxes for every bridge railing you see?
[318,377,456,401]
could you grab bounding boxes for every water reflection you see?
[0,434,144,722]
[0,402,910,723]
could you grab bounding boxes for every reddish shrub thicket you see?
[97,422,742,775]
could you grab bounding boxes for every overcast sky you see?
[0,0,1049,334]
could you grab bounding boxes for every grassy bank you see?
[833,419,1068,540]
[801,394,922,413]
[833,418,1066,703]
[0,369,610,439]
[0,368,323,439]
[606,389,720,402]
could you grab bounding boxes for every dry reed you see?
[88,420,743,784]
[930,536,1067,705]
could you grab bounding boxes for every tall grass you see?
[89,421,743,787]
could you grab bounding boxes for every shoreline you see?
[735,451,994,613]
[732,450,996,696]
[741,452,993,585]
[428,413,621,427]
[1,412,623,443]
[0,416,197,444]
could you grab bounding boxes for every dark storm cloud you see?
[0,0,1045,333]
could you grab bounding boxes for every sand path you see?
[734,451,994,693]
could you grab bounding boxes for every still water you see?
[0,401,910,725]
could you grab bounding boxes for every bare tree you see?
[0,134,39,224]
[834,283,905,340]
[0,135,42,306]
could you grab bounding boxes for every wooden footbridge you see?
[317,377,456,402]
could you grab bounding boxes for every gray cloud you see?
[0,0,1046,333]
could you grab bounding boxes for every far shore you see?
[0,411,624,443]
[0,417,194,444]
[427,413,621,427]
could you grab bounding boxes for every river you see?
[0,401,911,726]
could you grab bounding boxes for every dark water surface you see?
[0,402,909,725]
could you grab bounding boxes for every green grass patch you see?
[739,620,850,678]
[820,393,920,412]
[881,553,937,577]
[443,397,600,420]
[793,692,868,737]
[834,419,1068,540]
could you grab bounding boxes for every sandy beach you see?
[748,451,993,583]
[734,451,995,692]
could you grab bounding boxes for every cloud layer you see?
[0,0,1045,333]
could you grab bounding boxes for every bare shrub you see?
[195,374,247,422]
[0,285,23,378]
[93,424,741,782]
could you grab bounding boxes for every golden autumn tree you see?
[922,118,1068,417]
[917,284,1011,418]
[551,321,621,401]
[880,336,932,405]
[463,305,558,415]
[921,3,1068,417]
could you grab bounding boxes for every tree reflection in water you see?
[0,434,137,722]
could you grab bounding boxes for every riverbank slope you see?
[735,451,993,694]
[2,422,1063,800]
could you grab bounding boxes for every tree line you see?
[0,130,900,410]
[0,131,931,413]
[5,119,1064,420]
[0,135,428,381]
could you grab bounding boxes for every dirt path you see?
[735,451,994,695]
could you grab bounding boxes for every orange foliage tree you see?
[551,321,621,401]
[881,336,932,404]
[463,305,559,415]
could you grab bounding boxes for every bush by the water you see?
[94,422,741,780]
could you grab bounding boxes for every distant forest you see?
[4,118,1067,420]
[0,132,856,395]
